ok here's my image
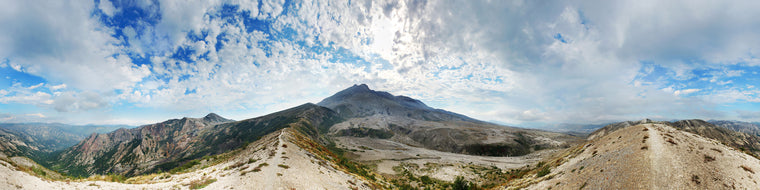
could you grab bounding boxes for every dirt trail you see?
[262,130,285,189]
[646,124,683,190]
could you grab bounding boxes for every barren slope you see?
[512,123,760,189]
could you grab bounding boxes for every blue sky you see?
[2,0,760,128]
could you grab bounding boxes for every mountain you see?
[587,118,654,140]
[542,123,609,136]
[0,127,37,156]
[0,126,378,189]
[201,113,235,124]
[0,123,127,153]
[709,120,760,136]
[508,120,760,189]
[319,84,581,157]
[52,106,342,177]
[317,84,477,122]
[1,84,583,189]
[668,119,760,157]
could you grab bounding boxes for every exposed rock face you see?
[710,120,760,136]
[56,116,216,176]
[0,128,34,156]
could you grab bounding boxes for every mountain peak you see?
[341,84,372,94]
[202,113,233,124]
[204,113,221,118]
[317,84,476,122]
[351,83,370,90]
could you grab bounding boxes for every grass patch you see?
[226,161,245,170]
[31,167,47,177]
[277,164,290,169]
[188,178,217,189]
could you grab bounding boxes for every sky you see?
[2,0,760,128]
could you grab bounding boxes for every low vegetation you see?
[536,166,551,178]
[740,165,754,174]
[337,127,394,139]
[187,178,217,189]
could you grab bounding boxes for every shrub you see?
[227,161,245,170]
[703,155,715,162]
[420,175,434,184]
[741,165,755,174]
[452,176,477,190]
[537,167,551,177]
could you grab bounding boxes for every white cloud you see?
[0,89,53,106]
[53,91,108,112]
[25,113,45,118]
[26,83,44,90]
[0,1,150,92]
[98,0,117,17]
[674,89,700,96]
[49,84,67,91]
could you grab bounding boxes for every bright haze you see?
[1,0,759,128]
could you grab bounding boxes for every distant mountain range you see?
[2,84,760,189]
[0,123,129,152]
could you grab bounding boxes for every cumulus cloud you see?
[98,0,117,17]
[53,91,109,112]
[0,1,150,92]
[0,83,53,106]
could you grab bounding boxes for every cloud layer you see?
[1,0,760,127]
